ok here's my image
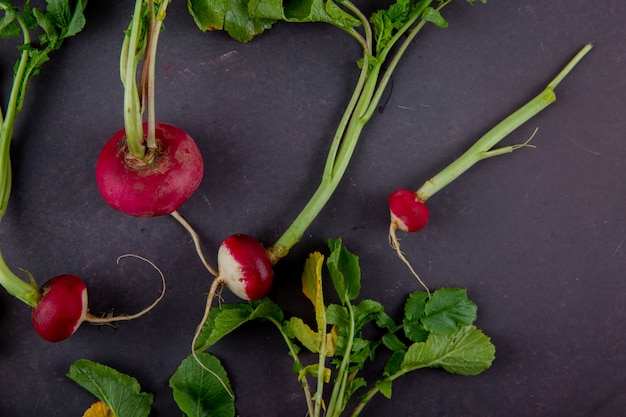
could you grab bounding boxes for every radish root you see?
[388,222,430,297]
[191,276,235,399]
[86,253,166,324]
[171,210,219,277]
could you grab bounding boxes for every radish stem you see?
[0,252,39,307]
[122,0,172,160]
[267,0,442,262]
[416,43,593,202]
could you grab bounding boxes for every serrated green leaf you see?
[403,290,429,342]
[67,359,153,417]
[249,0,359,27]
[383,350,405,376]
[169,353,235,417]
[402,325,495,376]
[375,379,393,399]
[422,288,477,334]
[188,0,275,42]
[382,332,407,352]
[327,238,361,304]
[195,299,284,351]
[422,6,447,28]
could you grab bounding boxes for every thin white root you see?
[191,276,235,399]
[86,253,167,324]
[388,222,431,297]
[511,126,539,151]
[171,210,219,277]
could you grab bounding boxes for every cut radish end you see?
[95,122,204,217]
[388,189,429,233]
[32,274,88,342]
[217,234,274,300]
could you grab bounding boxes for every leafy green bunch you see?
[190,238,495,417]
[68,239,494,417]
[0,0,87,220]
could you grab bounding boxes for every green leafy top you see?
[67,359,154,417]
[0,0,87,308]
[187,239,495,417]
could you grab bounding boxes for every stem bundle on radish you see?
[388,43,593,291]
[95,0,204,218]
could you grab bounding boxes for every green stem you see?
[268,41,382,263]
[416,43,593,202]
[142,0,170,150]
[122,0,148,159]
[361,0,442,122]
[313,319,328,417]
[0,252,40,307]
[267,316,315,417]
[349,372,405,417]
[325,301,356,417]
[0,15,30,221]
[267,2,446,262]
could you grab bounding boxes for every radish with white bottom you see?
[188,0,491,366]
[388,43,593,291]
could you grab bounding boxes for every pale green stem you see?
[325,301,356,417]
[416,43,593,202]
[267,316,315,417]
[0,16,30,221]
[123,0,147,158]
[142,0,170,150]
[0,252,40,307]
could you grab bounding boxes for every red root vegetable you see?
[95,122,204,217]
[28,254,166,342]
[387,44,593,295]
[191,234,273,380]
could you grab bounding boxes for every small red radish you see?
[387,44,593,294]
[192,234,273,370]
[32,274,88,342]
[388,189,429,233]
[1,253,165,343]
[95,122,204,217]
[217,234,274,301]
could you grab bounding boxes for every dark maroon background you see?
[0,1,624,416]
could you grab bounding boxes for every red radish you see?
[32,274,88,342]
[217,234,274,301]
[95,122,204,217]
[387,44,593,294]
[1,252,166,343]
[388,189,429,233]
[191,234,273,372]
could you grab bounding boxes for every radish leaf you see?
[188,0,275,42]
[248,0,360,27]
[170,353,235,417]
[401,325,495,376]
[327,238,360,304]
[422,287,477,334]
[195,299,283,351]
[67,359,153,417]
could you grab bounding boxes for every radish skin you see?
[388,189,429,233]
[217,234,274,301]
[32,274,88,342]
[96,122,204,217]
[387,44,593,293]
